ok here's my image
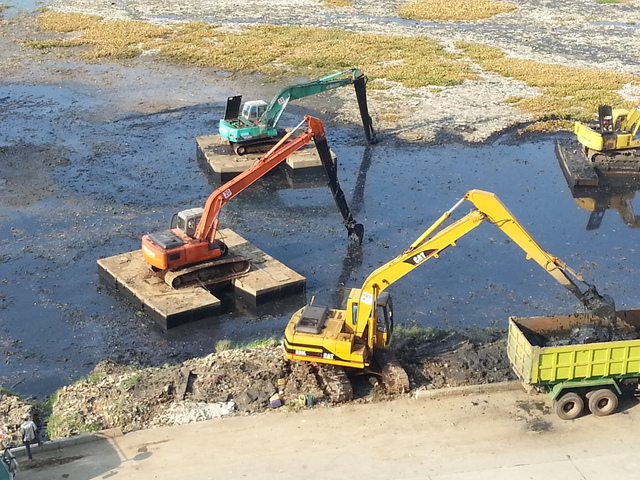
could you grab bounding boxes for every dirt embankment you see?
[1,328,513,445]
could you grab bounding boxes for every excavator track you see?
[163,255,251,289]
[232,132,287,156]
[585,147,640,171]
[314,364,353,403]
[374,350,410,395]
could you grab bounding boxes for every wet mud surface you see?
[1,2,640,400]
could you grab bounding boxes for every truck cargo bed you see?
[508,310,640,388]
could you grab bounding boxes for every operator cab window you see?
[244,105,266,122]
[186,218,196,237]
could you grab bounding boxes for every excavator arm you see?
[259,68,375,144]
[195,116,326,243]
[262,69,360,129]
[350,189,615,339]
[197,114,364,245]
[142,115,363,287]
[620,105,640,134]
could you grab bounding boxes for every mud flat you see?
[97,228,306,330]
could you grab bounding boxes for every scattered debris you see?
[0,394,37,447]
[0,329,514,443]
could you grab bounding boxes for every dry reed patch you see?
[457,42,638,130]
[78,20,170,59]
[26,14,478,88]
[36,10,100,32]
[161,24,478,87]
[25,11,171,59]
[323,0,353,6]
[398,0,516,21]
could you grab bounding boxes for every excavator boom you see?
[142,115,363,288]
[262,69,367,132]
[351,189,615,337]
[284,189,616,393]
[196,116,322,242]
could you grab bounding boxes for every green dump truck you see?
[507,309,640,420]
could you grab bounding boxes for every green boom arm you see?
[262,68,363,130]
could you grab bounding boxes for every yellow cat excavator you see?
[574,104,640,166]
[283,190,616,401]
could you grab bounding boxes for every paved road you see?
[17,387,640,480]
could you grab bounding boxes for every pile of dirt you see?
[42,330,514,440]
[397,327,516,389]
[46,344,326,438]
[0,393,38,446]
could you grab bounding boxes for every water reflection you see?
[568,178,640,230]
[1,0,46,17]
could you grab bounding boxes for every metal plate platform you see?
[555,138,600,187]
[556,138,640,188]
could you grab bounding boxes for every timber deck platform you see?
[196,133,324,183]
[97,228,305,330]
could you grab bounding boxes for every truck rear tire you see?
[587,389,618,416]
[553,392,584,420]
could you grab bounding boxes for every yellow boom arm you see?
[349,189,615,340]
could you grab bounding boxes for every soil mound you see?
[33,329,514,440]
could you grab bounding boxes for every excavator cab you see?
[170,208,203,239]
[241,100,269,123]
[374,292,394,349]
[598,105,614,133]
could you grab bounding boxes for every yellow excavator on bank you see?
[283,190,616,401]
[574,104,640,165]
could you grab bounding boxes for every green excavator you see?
[219,68,376,155]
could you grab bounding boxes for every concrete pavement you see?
[16,385,640,480]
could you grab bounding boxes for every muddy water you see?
[2,59,640,399]
[1,0,44,17]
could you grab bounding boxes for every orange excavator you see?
[141,115,363,289]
